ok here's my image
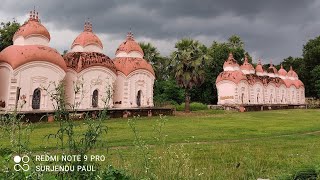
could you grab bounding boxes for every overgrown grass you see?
[1,109,320,179]
[175,102,208,111]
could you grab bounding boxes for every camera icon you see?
[13,155,30,171]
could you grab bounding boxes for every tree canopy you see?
[171,38,209,112]
[0,21,20,51]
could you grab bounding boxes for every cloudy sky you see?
[0,0,320,64]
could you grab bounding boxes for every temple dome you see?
[216,70,247,84]
[71,21,103,50]
[255,59,264,74]
[267,63,278,77]
[240,55,254,74]
[115,32,144,57]
[223,53,240,71]
[0,45,67,71]
[287,66,298,79]
[113,57,155,76]
[114,32,154,76]
[63,52,116,73]
[278,64,287,77]
[13,10,50,41]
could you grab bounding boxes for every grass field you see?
[1,109,320,179]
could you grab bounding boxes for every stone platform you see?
[221,104,307,112]
[0,107,175,122]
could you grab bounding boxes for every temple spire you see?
[29,7,40,22]
[84,19,92,32]
[127,30,134,40]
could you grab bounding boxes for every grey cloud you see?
[0,0,319,63]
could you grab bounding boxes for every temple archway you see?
[32,88,41,109]
[92,89,99,108]
[136,90,142,107]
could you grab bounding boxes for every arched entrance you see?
[32,88,41,109]
[92,89,98,108]
[136,90,142,107]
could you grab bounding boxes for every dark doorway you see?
[92,89,98,108]
[32,88,41,109]
[241,93,244,104]
[136,90,142,107]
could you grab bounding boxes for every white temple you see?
[0,10,155,112]
[216,53,305,105]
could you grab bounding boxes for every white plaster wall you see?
[64,70,77,109]
[71,45,84,52]
[14,35,49,46]
[12,62,65,111]
[25,35,49,46]
[83,45,102,53]
[266,83,276,104]
[113,74,127,108]
[113,70,154,108]
[300,87,305,104]
[252,83,263,104]
[216,80,236,105]
[0,64,12,110]
[116,51,143,58]
[288,86,297,104]
[223,66,234,71]
[237,81,249,104]
[279,85,287,104]
[241,69,250,74]
[13,36,24,45]
[75,67,116,109]
[128,70,154,107]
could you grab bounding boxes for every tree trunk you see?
[185,89,190,113]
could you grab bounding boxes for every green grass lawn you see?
[1,109,320,179]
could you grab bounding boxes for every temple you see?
[0,10,155,112]
[216,53,305,105]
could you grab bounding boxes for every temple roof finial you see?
[127,29,134,40]
[29,7,39,22]
[84,18,92,32]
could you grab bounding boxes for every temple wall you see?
[75,67,116,109]
[71,44,102,53]
[116,51,143,58]
[113,70,154,108]
[14,35,49,46]
[11,62,65,111]
[0,63,12,110]
[217,81,236,104]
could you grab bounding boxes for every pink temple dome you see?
[278,64,287,76]
[0,45,67,71]
[223,53,239,69]
[115,32,144,56]
[240,55,254,71]
[255,59,264,73]
[287,66,298,78]
[13,10,50,41]
[113,57,155,76]
[71,21,103,49]
[216,70,247,84]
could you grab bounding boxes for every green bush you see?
[175,102,207,111]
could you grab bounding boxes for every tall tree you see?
[0,21,20,51]
[171,39,208,112]
[302,36,320,97]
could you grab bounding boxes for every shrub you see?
[175,102,207,111]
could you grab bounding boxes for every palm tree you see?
[171,39,208,112]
